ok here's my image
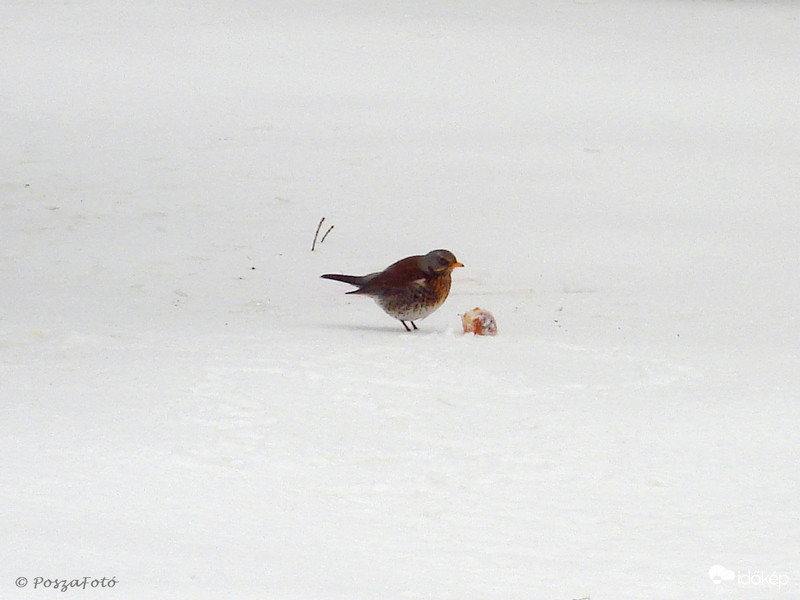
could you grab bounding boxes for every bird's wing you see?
[356,255,427,293]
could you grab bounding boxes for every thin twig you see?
[311,217,325,251]
[320,225,334,244]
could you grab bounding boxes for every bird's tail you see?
[320,273,371,288]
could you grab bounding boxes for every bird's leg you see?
[401,321,412,331]
[411,321,418,330]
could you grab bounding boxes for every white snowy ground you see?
[2,1,799,598]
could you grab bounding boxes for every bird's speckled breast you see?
[374,274,452,321]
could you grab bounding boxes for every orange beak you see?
[453,261,464,268]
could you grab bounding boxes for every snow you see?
[2,1,799,598]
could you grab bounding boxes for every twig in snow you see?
[312,217,335,251]
[311,217,325,251]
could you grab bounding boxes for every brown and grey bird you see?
[321,249,464,331]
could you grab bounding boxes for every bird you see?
[321,249,464,331]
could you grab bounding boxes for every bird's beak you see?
[453,262,464,268]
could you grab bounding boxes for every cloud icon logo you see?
[709,565,736,584]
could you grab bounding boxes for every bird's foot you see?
[401,321,419,332]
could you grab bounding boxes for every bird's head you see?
[423,249,464,275]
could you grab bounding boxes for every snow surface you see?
[2,1,799,598]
